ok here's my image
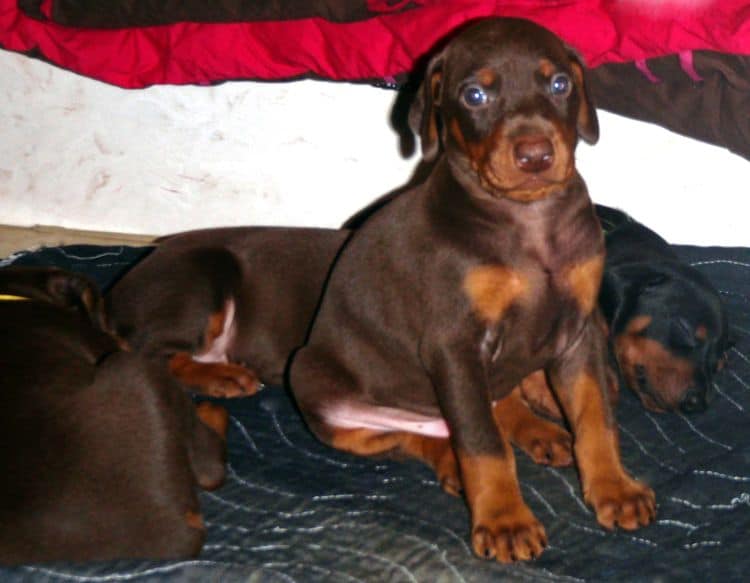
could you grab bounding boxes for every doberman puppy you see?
[350,196,730,415]
[521,206,731,418]
[597,205,730,413]
[288,18,655,562]
[108,18,656,563]
[107,227,350,393]
[0,266,228,564]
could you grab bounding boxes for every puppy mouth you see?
[633,365,669,413]
[480,166,571,202]
[477,136,574,201]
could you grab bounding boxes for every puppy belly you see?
[321,402,450,437]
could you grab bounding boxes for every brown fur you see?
[107,18,655,564]
[290,18,654,562]
[0,267,228,564]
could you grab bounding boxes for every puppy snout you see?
[679,386,710,414]
[513,137,554,173]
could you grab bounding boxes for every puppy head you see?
[0,266,113,334]
[409,17,598,202]
[611,267,730,413]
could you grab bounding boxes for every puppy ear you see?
[568,51,599,145]
[47,271,110,331]
[408,51,444,161]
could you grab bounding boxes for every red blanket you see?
[2,0,750,89]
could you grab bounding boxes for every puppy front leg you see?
[429,347,546,563]
[548,317,656,530]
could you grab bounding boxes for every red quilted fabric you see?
[1,0,749,88]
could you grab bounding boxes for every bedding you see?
[1,242,749,581]
[2,1,750,160]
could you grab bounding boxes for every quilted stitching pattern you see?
[2,244,749,581]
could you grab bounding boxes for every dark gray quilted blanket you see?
[1,244,749,582]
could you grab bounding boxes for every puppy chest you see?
[463,256,603,320]
[462,258,603,359]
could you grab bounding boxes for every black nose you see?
[513,137,554,173]
[680,387,708,413]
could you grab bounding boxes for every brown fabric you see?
[18,0,420,27]
[589,51,750,161]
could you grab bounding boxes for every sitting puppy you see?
[289,18,654,562]
[350,199,730,417]
[0,266,228,564]
[109,18,656,564]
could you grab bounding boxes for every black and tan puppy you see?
[0,266,228,564]
[597,205,730,413]
[108,18,655,564]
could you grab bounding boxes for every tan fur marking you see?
[476,67,496,87]
[564,254,604,314]
[564,372,656,530]
[185,510,204,531]
[450,118,469,153]
[569,372,617,457]
[196,402,229,440]
[168,352,259,397]
[204,311,226,346]
[614,321,696,412]
[492,387,572,467]
[457,450,547,562]
[464,265,527,323]
[519,370,563,420]
[539,59,555,77]
[626,315,652,334]
[328,428,460,494]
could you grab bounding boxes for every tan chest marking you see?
[463,265,527,323]
[563,254,604,314]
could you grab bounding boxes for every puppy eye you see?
[462,85,489,107]
[549,73,572,97]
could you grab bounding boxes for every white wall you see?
[1,49,748,246]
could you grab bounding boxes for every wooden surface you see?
[0,224,154,258]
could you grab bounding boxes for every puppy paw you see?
[435,451,462,497]
[169,353,260,397]
[204,363,259,398]
[586,475,656,531]
[514,422,573,467]
[472,505,547,563]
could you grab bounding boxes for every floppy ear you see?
[568,51,599,145]
[408,51,445,161]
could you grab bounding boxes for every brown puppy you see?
[107,228,350,393]
[0,266,228,564]
[107,18,655,564]
[289,18,654,562]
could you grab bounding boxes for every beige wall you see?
[1,49,748,246]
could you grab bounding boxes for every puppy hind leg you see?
[190,402,229,491]
[492,386,572,467]
[143,249,258,397]
[327,426,461,496]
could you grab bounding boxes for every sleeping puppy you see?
[0,266,228,564]
[596,205,730,413]
[521,205,731,417]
